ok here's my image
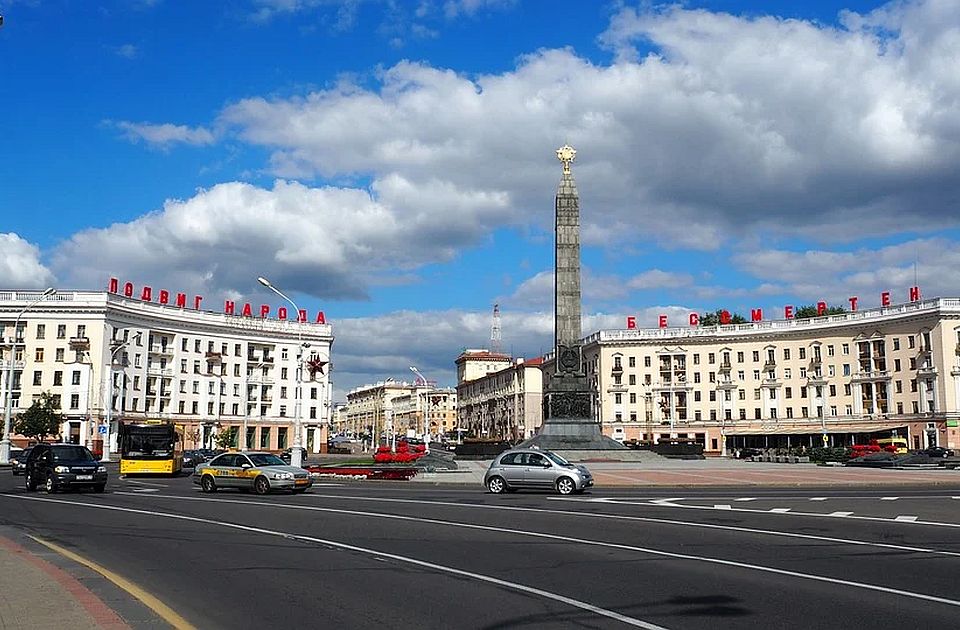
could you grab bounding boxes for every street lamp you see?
[1,287,56,464]
[257,276,305,468]
[101,331,142,461]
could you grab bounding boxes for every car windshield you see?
[545,452,573,467]
[52,446,96,462]
[123,434,175,457]
[248,454,287,467]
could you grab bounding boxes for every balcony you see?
[149,344,173,355]
[719,361,732,372]
[204,351,222,363]
[917,365,938,378]
[761,378,782,387]
[851,370,892,382]
[716,378,737,390]
[247,354,274,364]
[806,373,828,385]
[611,363,623,373]
[146,366,172,377]
[69,336,90,351]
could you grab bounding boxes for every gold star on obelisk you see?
[556,144,576,174]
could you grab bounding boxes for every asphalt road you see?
[2,471,960,629]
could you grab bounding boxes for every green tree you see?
[699,309,747,326]
[794,305,847,319]
[12,392,63,443]
[214,426,238,450]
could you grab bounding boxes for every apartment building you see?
[556,297,960,454]
[345,379,457,441]
[456,350,543,441]
[0,289,334,453]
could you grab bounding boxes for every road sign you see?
[98,425,107,435]
[821,434,829,444]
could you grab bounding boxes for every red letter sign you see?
[784,305,794,319]
[158,290,169,305]
[176,293,187,308]
[689,313,699,326]
[848,296,858,311]
[140,286,152,302]
[108,277,119,293]
[260,305,270,318]
[750,308,763,322]
[194,295,203,310]
[816,301,827,316]
[626,316,636,329]
[720,310,731,325]
[658,315,667,328]
[224,301,235,315]
[241,303,253,317]
[909,286,921,301]
[315,311,326,324]
[298,309,308,323]
[277,307,288,320]
[123,282,134,298]
[881,291,891,307]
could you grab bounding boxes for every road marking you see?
[714,504,732,510]
[122,479,169,488]
[650,497,684,505]
[22,493,960,613]
[829,511,854,517]
[895,516,919,522]
[734,498,756,502]
[131,488,159,493]
[769,508,791,513]
[881,497,899,501]
[28,534,195,630]
[10,495,666,630]
[809,497,828,501]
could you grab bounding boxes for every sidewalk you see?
[0,528,169,629]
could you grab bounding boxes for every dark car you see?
[280,446,308,464]
[919,446,955,458]
[182,450,208,468]
[11,446,34,476]
[25,443,107,494]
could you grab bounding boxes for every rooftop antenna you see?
[490,303,502,354]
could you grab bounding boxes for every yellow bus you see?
[876,437,908,454]
[119,421,184,475]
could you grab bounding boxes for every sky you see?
[2,0,960,400]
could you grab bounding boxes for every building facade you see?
[456,350,544,441]
[562,297,960,454]
[1,289,334,454]
[345,380,457,442]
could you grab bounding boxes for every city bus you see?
[118,421,184,475]
[876,437,909,454]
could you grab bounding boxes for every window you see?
[845,405,853,415]
[753,370,760,380]
[133,376,140,390]
[737,370,745,381]
[234,364,240,377]
[279,405,287,417]
[32,371,42,386]
[801,406,808,417]
[895,380,903,393]
[827,345,835,357]
[194,340,201,353]
[694,391,701,402]
[767,349,775,363]
[281,348,289,360]
[737,352,744,363]
[842,343,849,355]
[843,364,851,376]
[53,371,62,386]
[784,368,791,379]
[694,373,701,384]
[628,356,635,368]
[786,407,793,418]
[908,357,916,370]
[709,372,716,383]
[800,367,807,378]
[755,408,762,419]
[738,389,745,400]
[77,325,85,338]
[628,374,636,385]
[828,365,835,377]
[708,353,715,364]
[36,324,45,339]
[630,411,638,422]
[785,387,792,399]
[232,403,239,415]
[830,405,837,416]
[754,389,761,400]
[800,386,807,397]
[770,408,777,418]
[829,384,836,396]
[57,324,66,339]
[783,348,791,360]
[71,370,81,385]
[739,409,747,420]
[752,351,759,362]
[693,354,700,365]
[629,393,636,404]
[281,367,288,379]
[260,427,271,449]
[908,335,915,349]
[799,347,806,360]
[614,393,622,404]
[910,379,917,392]
[644,356,651,367]
[180,359,187,373]
[191,401,198,414]
[70,394,79,409]
[770,389,777,400]
[614,355,623,369]
[35,348,44,362]
[844,384,851,395]
[309,407,317,419]
[55,348,64,362]
[614,374,622,385]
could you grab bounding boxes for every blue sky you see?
[2,0,959,397]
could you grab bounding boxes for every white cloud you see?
[112,121,216,148]
[50,178,509,301]
[627,269,694,290]
[0,233,55,288]
[115,44,138,59]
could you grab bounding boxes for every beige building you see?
[456,350,544,441]
[561,297,960,454]
[345,380,457,442]
[1,289,334,454]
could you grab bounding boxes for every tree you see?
[13,392,63,443]
[699,309,747,326]
[795,305,847,319]
[214,426,238,450]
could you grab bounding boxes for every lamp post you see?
[257,276,305,468]
[101,331,141,462]
[244,361,267,451]
[1,288,56,464]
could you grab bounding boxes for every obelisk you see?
[521,145,624,450]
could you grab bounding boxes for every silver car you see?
[193,451,312,495]
[484,448,593,495]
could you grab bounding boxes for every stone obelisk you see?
[521,145,624,450]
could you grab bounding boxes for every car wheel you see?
[200,475,217,493]
[44,474,58,494]
[556,477,576,495]
[487,476,507,494]
[253,475,270,495]
[25,473,36,492]
[94,484,106,493]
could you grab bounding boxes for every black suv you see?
[25,443,107,493]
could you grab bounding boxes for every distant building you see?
[541,296,960,453]
[345,380,457,441]
[456,350,543,441]
[0,288,334,453]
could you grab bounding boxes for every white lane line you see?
[131,488,159,493]
[734,498,756,502]
[4,494,666,630]
[108,492,960,558]
[895,516,919,522]
[650,498,684,505]
[769,508,791,513]
[809,498,828,501]
[714,504,733,510]
[881,497,899,501]
[829,511,854,517]
[46,493,960,612]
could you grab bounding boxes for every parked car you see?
[919,446,955,458]
[193,451,312,494]
[182,450,207,468]
[484,448,593,495]
[280,446,308,464]
[24,443,107,493]
[11,446,33,476]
